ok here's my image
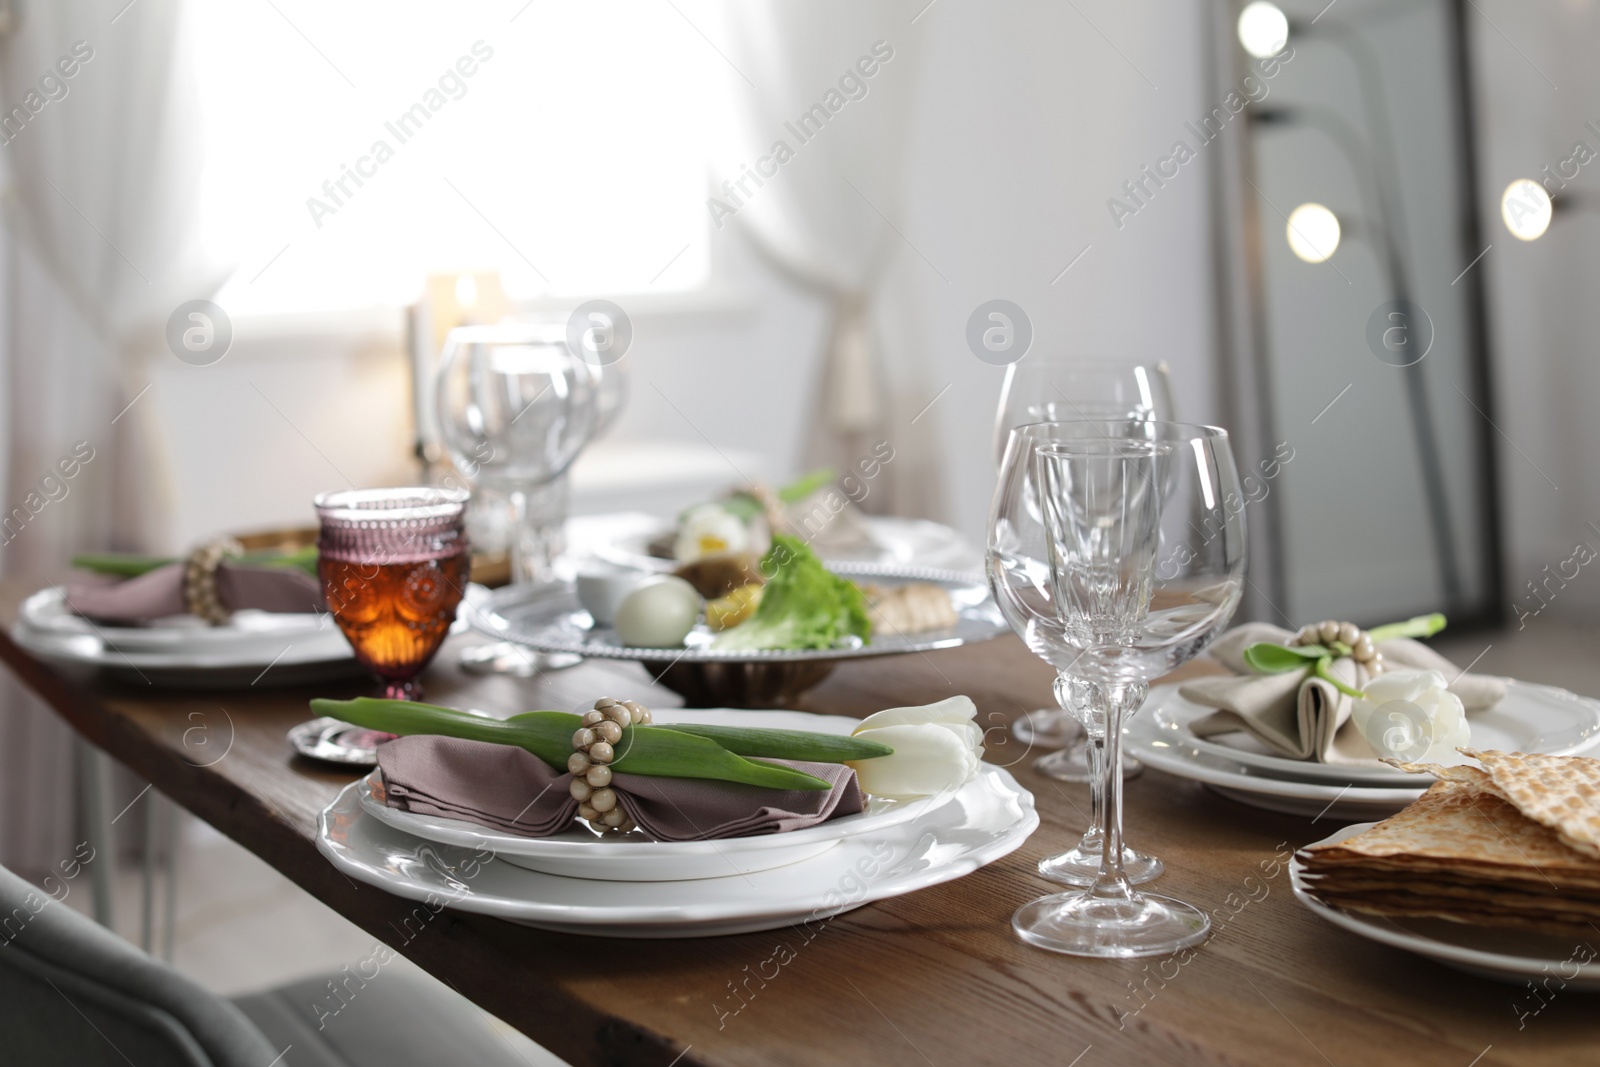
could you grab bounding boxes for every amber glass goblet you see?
[315,487,470,700]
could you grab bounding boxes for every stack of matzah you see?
[1299,749,1600,935]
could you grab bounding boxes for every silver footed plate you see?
[469,566,1004,664]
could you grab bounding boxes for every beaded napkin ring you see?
[1288,620,1384,675]
[569,698,653,832]
[182,537,243,625]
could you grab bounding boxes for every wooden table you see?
[2,583,1594,1066]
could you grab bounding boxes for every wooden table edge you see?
[0,630,701,1067]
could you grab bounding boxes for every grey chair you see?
[0,863,544,1067]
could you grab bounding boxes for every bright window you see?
[193,1,718,315]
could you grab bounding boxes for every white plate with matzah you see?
[1292,823,1600,990]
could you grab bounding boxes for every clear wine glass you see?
[993,360,1173,887]
[989,420,1245,957]
[995,360,1173,767]
[435,323,600,675]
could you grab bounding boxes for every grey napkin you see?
[1179,622,1508,764]
[376,735,864,842]
[66,563,325,622]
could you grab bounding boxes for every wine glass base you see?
[1010,708,1083,749]
[1013,890,1210,958]
[458,642,582,676]
[1038,843,1163,887]
[1033,747,1144,783]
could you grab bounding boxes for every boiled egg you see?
[674,504,750,563]
[613,576,702,647]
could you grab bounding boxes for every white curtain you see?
[0,0,214,877]
[713,0,941,517]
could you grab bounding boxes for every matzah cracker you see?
[1381,759,1502,797]
[1464,748,1600,860]
[1299,772,1600,933]
[1303,873,1600,904]
[1313,896,1599,937]
[1303,780,1600,878]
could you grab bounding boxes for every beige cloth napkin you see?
[1179,623,1508,764]
[376,735,864,842]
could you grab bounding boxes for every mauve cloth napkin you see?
[1178,622,1508,764]
[66,563,325,623]
[375,735,864,842]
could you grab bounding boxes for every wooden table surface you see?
[2,581,1594,1066]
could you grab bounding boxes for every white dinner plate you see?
[12,583,484,688]
[588,513,977,574]
[1291,823,1600,990]
[359,708,943,880]
[1125,694,1425,820]
[18,586,333,654]
[10,615,362,688]
[317,761,1037,938]
[1150,681,1600,787]
[1125,682,1600,819]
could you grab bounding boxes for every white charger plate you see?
[10,617,362,688]
[359,708,941,880]
[1291,823,1600,990]
[317,761,1037,938]
[1152,681,1600,787]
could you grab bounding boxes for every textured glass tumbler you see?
[315,487,470,700]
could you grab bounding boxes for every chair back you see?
[0,862,279,1067]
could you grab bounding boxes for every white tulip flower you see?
[1350,669,1470,762]
[848,696,984,800]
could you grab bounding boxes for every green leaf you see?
[241,544,320,578]
[650,723,893,763]
[1367,613,1447,643]
[711,535,871,651]
[73,544,321,580]
[314,698,832,791]
[777,468,837,504]
[72,552,175,577]
[1314,655,1367,698]
[1242,642,1326,674]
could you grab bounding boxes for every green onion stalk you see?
[313,697,894,792]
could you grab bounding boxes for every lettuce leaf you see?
[711,534,872,651]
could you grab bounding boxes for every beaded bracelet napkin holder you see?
[568,698,655,833]
[182,537,244,625]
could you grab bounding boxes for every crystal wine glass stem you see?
[507,475,569,586]
[1081,730,1105,852]
[1052,675,1103,848]
[1087,680,1148,901]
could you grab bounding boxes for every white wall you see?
[143,231,832,550]
[891,0,1218,547]
[144,0,1220,556]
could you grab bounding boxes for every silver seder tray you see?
[468,564,1007,707]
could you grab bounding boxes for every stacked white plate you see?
[10,586,361,687]
[1123,680,1600,820]
[316,708,1039,938]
